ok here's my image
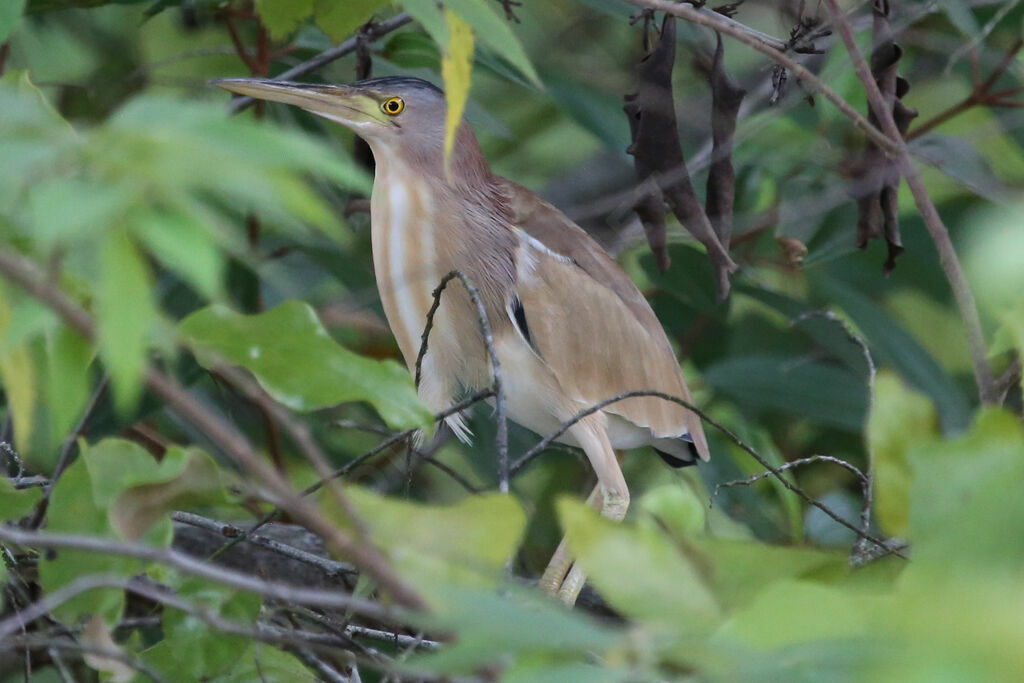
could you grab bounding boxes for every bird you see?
[215,76,710,605]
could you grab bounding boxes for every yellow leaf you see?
[440,9,473,175]
[0,285,36,452]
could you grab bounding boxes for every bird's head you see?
[214,76,484,180]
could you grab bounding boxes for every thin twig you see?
[822,0,996,405]
[909,38,1024,140]
[414,270,509,493]
[791,309,878,559]
[509,389,903,557]
[715,454,867,493]
[227,14,413,115]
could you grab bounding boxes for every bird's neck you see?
[367,150,516,373]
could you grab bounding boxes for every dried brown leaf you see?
[624,15,737,298]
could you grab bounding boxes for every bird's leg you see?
[539,483,602,595]
[555,422,630,606]
[557,482,628,605]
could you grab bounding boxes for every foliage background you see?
[1,0,1023,680]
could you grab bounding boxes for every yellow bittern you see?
[215,76,710,605]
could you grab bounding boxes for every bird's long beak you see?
[213,78,389,128]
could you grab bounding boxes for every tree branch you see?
[822,0,996,405]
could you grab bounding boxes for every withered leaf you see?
[852,0,918,275]
[624,15,737,299]
[705,32,746,250]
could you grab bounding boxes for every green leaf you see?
[332,487,525,602]
[136,210,224,300]
[0,284,37,451]
[557,498,720,628]
[402,0,540,87]
[314,0,387,43]
[441,8,473,170]
[703,355,868,432]
[45,325,93,442]
[108,446,226,541]
[908,409,1024,570]
[687,537,846,611]
[97,229,156,412]
[28,177,130,249]
[440,0,540,87]
[936,0,979,36]
[410,583,621,674]
[40,457,134,623]
[638,483,706,536]
[819,275,971,433]
[381,31,441,69]
[255,0,314,41]
[214,644,315,682]
[867,371,938,537]
[143,579,261,680]
[0,0,26,44]
[0,478,42,521]
[180,301,431,429]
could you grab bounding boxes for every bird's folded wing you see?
[501,179,709,460]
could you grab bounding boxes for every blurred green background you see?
[1,0,1024,680]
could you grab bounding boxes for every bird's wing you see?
[500,179,709,460]
[498,178,668,349]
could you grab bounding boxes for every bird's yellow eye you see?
[381,96,405,116]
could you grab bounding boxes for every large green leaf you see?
[180,301,431,429]
[97,229,156,412]
[45,325,93,442]
[329,486,526,603]
[314,0,388,43]
[441,8,473,168]
[867,371,938,537]
[558,498,720,629]
[402,0,540,87]
[410,583,622,675]
[0,284,37,451]
[907,409,1024,570]
[0,478,42,521]
[255,0,314,40]
[142,578,261,680]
